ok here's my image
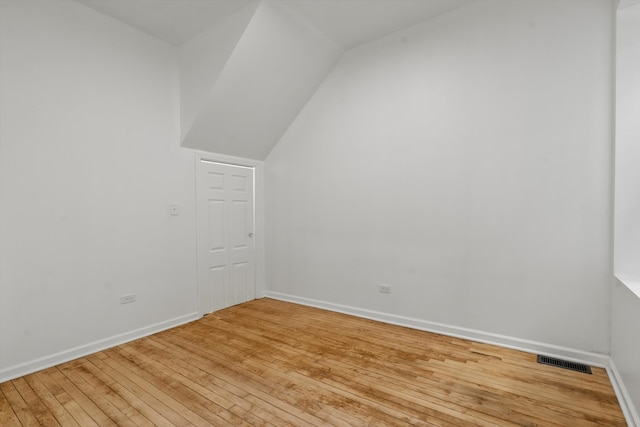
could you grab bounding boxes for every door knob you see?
[248,232,253,238]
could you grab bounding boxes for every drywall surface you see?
[614,3,640,283]
[266,0,614,353]
[182,0,343,160]
[179,1,259,141]
[611,4,640,421]
[0,0,197,374]
[612,279,640,422]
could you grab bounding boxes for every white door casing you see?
[197,159,255,314]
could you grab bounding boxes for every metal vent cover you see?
[537,355,592,374]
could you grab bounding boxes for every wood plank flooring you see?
[0,298,627,426]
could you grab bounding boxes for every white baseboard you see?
[264,291,610,366]
[3,293,637,427]
[608,359,640,427]
[264,291,640,426]
[0,312,201,383]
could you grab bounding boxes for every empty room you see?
[1,0,639,425]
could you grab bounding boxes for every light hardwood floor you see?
[0,298,627,426]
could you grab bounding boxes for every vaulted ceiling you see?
[74,0,254,45]
[74,0,474,159]
[74,0,473,49]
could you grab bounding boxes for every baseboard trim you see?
[0,312,201,383]
[608,359,640,427]
[3,295,637,427]
[264,291,610,366]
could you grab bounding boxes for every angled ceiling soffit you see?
[179,1,260,142]
[180,0,343,160]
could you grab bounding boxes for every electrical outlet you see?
[379,284,391,294]
[120,294,136,304]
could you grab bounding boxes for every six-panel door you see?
[197,160,255,314]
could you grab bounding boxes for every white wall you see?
[266,0,615,353]
[614,3,640,285]
[0,0,198,378]
[612,280,640,423]
[611,3,640,422]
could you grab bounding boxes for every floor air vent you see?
[537,355,592,374]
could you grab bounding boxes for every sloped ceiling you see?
[75,0,474,160]
[180,1,343,159]
[178,2,261,144]
[74,0,254,45]
[74,0,473,49]
[281,0,473,50]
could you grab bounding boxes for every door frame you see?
[195,151,264,316]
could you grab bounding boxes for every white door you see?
[197,160,255,314]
